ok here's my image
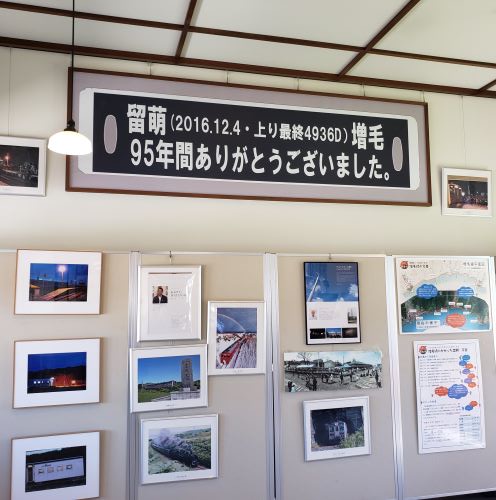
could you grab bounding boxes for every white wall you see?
[0,47,495,254]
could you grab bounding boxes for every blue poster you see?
[304,262,360,345]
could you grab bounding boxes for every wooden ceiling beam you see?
[337,0,422,78]
[2,1,496,73]
[175,0,198,59]
[2,35,496,100]
[0,1,183,30]
[475,77,496,95]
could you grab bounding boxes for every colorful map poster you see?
[396,257,492,334]
[414,340,485,454]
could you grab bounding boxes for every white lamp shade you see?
[48,130,92,156]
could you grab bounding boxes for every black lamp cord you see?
[71,0,75,71]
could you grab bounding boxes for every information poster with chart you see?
[414,339,485,454]
[396,257,492,334]
[304,262,360,344]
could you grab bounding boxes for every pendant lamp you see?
[48,0,92,155]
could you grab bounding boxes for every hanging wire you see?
[461,96,468,167]
[71,0,75,71]
[7,47,12,135]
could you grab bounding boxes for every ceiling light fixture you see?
[48,0,92,156]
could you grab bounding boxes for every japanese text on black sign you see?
[90,91,414,188]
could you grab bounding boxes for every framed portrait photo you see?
[138,266,201,341]
[11,431,100,500]
[141,414,218,484]
[442,168,492,217]
[130,345,207,412]
[303,396,370,461]
[15,250,102,315]
[13,338,100,408]
[304,262,361,345]
[207,301,265,376]
[0,135,46,196]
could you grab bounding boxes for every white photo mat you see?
[207,301,265,375]
[13,338,100,408]
[11,431,100,500]
[138,265,201,341]
[15,250,102,315]
[140,414,218,484]
[130,344,208,412]
[0,135,46,196]
[442,167,492,217]
[303,396,371,461]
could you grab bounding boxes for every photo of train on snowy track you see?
[208,301,265,375]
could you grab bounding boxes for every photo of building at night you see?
[27,352,87,393]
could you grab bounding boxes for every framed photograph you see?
[395,256,493,334]
[303,396,370,461]
[130,345,207,412]
[138,266,201,341]
[442,168,492,217]
[0,135,46,196]
[284,351,382,392]
[304,262,361,345]
[13,338,100,408]
[141,414,218,484]
[15,250,102,315]
[207,301,265,375]
[11,431,100,499]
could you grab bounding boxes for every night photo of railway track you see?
[29,263,89,302]
[216,307,258,370]
[0,143,39,188]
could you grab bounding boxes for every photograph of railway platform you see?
[29,263,89,302]
[285,351,382,392]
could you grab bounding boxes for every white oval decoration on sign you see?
[392,136,404,172]
[103,114,118,154]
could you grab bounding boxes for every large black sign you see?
[89,90,414,188]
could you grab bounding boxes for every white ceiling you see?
[194,0,405,47]
[1,0,495,94]
[186,33,356,73]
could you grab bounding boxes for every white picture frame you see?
[0,135,46,196]
[13,338,100,408]
[140,414,218,484]
[207,301,265,376]
[303,396,371,461]
[138,266,201,341]
[442,167,492,217]
[130,345,208,412]
[15,250,102,315]
[11,431,100,499]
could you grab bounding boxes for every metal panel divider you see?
[385,256,405,500]
[264,253,282,500]
[127,251,141,500]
